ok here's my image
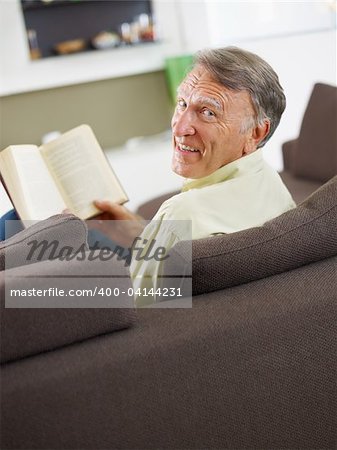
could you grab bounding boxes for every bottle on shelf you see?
[27,29,41,60]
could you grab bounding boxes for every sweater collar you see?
[181,149,264,192]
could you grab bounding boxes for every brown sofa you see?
[1,175,336,450]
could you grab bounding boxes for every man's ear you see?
[243,120,270,155]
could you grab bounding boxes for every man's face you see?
[171,66,257,179]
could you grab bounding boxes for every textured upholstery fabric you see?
[1,257,335,449]
[291,83,337,182]
[280,170,322,204]
[280,138,323,204]
[164,176,337,296]
[0,253,136,363]
[0,213,88,271]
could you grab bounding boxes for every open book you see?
[0,124,128,224]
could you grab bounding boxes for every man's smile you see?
[175,141,202,155]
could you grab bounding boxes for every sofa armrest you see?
[0,252,136,363]
[0,214,88,271]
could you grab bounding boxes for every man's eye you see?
[177,99,186,109]
[202,108,215,117]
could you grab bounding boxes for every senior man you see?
[92,46,295,302]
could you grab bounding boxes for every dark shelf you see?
[21,0,154,59]
[21,1,85,11]
[47,39,159,59]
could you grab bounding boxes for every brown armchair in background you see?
[280,82,337,204]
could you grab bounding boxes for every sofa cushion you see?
[0,214,88,271]
[165,176,337,296]
[0,252,136,364]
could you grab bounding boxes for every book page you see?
[0,146,66,222]
[40,125,128,220]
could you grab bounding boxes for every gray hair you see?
[195,47,286,148]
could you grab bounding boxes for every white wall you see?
[176,0,335,51]
[241,30,336,169]
[207,1,335,48]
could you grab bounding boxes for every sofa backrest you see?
[163,175,337,296]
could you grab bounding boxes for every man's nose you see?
[172,111,196,136]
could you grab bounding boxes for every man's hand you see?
[87,200,146,248]
[93,200,142,222]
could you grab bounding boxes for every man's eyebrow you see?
[196,96,223,112]
[176,91,223,112]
